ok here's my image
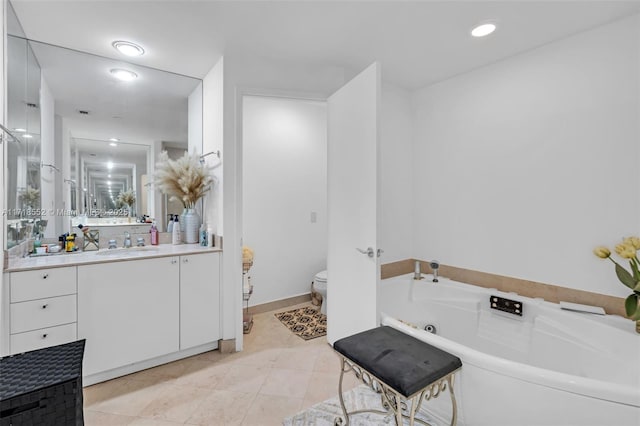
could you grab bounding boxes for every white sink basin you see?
[95,247,160,256]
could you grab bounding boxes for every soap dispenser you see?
[150,221,159,245]
[172,215,181,244]
[167,215,174,233]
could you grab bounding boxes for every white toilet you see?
[313,270,328,315]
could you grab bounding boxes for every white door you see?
[327,62,380,344]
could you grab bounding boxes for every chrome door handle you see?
[356,247,374,258]
[377,249,384,258]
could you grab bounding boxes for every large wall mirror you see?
[6,1,203,248]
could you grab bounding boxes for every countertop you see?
[6,244,222,272]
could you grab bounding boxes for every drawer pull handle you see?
[42,274,49,279]
[42,334,48,339]
[183,259,189,263]
[41,304,48,309]
[171,259,177,264]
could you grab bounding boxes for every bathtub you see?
[378,274,640,426]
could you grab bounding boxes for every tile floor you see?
[83,302,360,425]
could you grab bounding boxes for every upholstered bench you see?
[333,326,462,426]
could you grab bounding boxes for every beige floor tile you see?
[241,394,302,426]
[88,379,171,417]
[215,364,270,394]
[186,389,256,426]
[303,371,342,404]
[272,346,320,371]
[83,377,131,409]
[128,357,195,384]
[84,410,136,425]
[128,417,184,425]
[174,359,232,389]
[259,368,312,398]
[228,347,282,367]
[138,384,211,423]
[313,348,341,373]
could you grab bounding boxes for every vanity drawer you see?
[10,294,77,334]
[10,323,77,355]
[10,267,76,302]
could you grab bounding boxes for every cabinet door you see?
[180,253,220,349]
[78,257,180,376]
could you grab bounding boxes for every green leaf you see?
[631,259,640,282]
[615,263,636,289]
[625,294,640,320]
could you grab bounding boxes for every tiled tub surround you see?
[379,274,640,426]
[1,244,222,387]
[381,259,627,317]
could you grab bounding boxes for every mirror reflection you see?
[5,9,202,249]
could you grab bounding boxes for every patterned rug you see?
[282,385,439,425]
[275,306,327,340]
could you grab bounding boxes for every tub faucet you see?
[413,260,423,280]
[430,260,440,283]
[123,231,131,248]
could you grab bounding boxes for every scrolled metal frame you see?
[334,353,459,426]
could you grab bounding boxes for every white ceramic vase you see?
[181,208,200,244]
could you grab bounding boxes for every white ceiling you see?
[11,1,640,90]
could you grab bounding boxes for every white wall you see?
[411,15,640,298]
[202,58,223,235]
[380,82,414,263]
[39,76,55,237]
[243,96,327,306]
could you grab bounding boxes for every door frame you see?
[233,87,329,351]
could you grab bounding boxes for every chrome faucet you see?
[136,237,145,247]
[430,260,440,283]
[108,239,117,250]
[413,260,423,280]
[123,231,132,248]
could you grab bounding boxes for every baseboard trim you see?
[381,259,627,318]
[83,341,218,386]
[249,293,312,315]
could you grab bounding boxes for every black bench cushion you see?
[333,326,461,397]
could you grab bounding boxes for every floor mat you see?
[282,384,439,425]
[275,306,327,340]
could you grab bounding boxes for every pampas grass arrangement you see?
[117,188,136,208]
[154,151,213,209]
[19,185,40,206]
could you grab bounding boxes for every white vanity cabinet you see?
[179,253,221,349]
[78,256,180,376]
[2,248,222,383]
[5,266,78,355]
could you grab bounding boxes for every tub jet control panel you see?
[490,295,523,316]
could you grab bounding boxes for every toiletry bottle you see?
[167,215,174,233]
[172,215,181,244]
[207,227,214,247]
[150,221,159,245]
[200,224,207,246]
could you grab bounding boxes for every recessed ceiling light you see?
[108,174,112,178]
[471,23,497,38]
[109,143,118,147]
[14,128,26,132]
[109,137,119,142]
[107,181,112,186]
[112,40,145,57]
[22,134,33,139]
[110,68,138,82]
[107,161,114,169]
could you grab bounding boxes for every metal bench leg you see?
[335,357,350,426]
[448,375,457,426]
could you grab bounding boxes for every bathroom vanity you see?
[0,245,222,385]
